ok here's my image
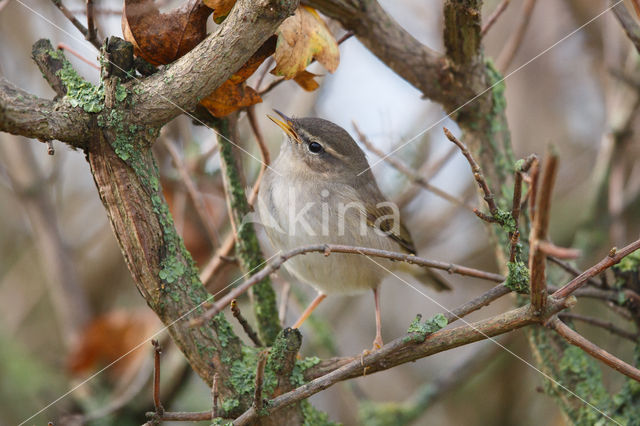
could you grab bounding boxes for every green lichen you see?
[217,119,280,345]
[406,313,448,342]
[53,50,104,113]
[505,261,530,293]
[614,249,640,274]
[301,400,339,426]
[115,82,128,103]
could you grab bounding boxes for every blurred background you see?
[1,0,640,424]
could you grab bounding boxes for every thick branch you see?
[130,0,298,126]
[0,78,91,146]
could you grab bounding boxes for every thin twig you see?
[212,373,219,419]
[558,312,638,342]
[547,256,603,288]
[200,232,236,290]
[549,316,640,382]
[86,0,98,46]
[353,123,473,211]
[278,281,291,326]
[164,138,220,248]
[537,241,580,260]
[51,0,101,50]
[509,170,523,262]
[253,351,268,411]
[151,340,164,416]
[612,0,640,54]
[496,0,537,72]
[529,148,558,313]
[191,244,506,326]
[231,299,263,347]
[443,127,498,216]
[481,0,511,36]
[554,238,640,299]
[57,42,99,70]
[246,105,270,206]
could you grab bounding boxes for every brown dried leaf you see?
[122,0,212,66]
[293,70,319,91]
[199,37,276,117]
[202,0,236,22]
[68,309,160,380]
[271,6,339,79]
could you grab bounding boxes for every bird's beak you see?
[267,110,301,144]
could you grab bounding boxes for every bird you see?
[257,111,450,349]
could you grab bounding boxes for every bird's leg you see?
[372,287,383,350]
[292,292,326,329]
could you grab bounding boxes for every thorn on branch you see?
[231,299,263,347]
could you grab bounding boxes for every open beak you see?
[267,110,301,144]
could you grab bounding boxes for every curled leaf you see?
[271,6,339,79]
[202,0,236,23]
[200,37,276,117]
[122,0,212,66]
[293,70,320,91]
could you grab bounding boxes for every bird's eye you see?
[308,141,323,154]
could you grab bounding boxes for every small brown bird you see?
[258,111,450,349]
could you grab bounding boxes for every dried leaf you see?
[199,37,276,117]
[293,70,319,91]
[122,0,212,66]
[201,82,261,117]
[68,309,160,380]
[271,6,339,79]
[202,0,236,23]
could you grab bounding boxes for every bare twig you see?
[164,139,220,248]
[549,316,640,382]
[496,0,537,72]
[86,0,98,46]
[548,256,603,288]
[253,351,268,411]
[443,127,498,216]
[51,0,101,50]
[151,340,164,416]
[529,149,558,313]
[278,281,291,326]
[56,42,99,70]
[528,157,540,222]
[353,123,473,211]
[246,105,270,206]
[191,244,506,326]
[481,0,511,36]
[231,299,263,347]
[612,0,640,54]
[537,241,580,260]
[554,238,640,299]
[558,312,638,342]
[212,373,219,419]
[509,170,524,262]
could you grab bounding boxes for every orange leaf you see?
[122,0,212,66]
[200,82,262,117]
[293,70,320,91]
[199,37,276,117]
[202,0,236,22]
[68,309,160,380]
[271,6,339,79]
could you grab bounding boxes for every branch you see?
[553,238,640,299]
[192,244,506,326]
[0,78,91,146]
[612,0,640,54]
[130,0,298,126]
[549,316,640,382]
[558,313,638,342]
[304,0,444,102]
[495,0,537,72]
[481,0,511,36]
[235,299,571,424]
[231,300,263,347]
[529,148,558,313]
[353,123,473,211]
[51,0,101,50]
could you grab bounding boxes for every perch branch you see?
[192,244,507,326]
